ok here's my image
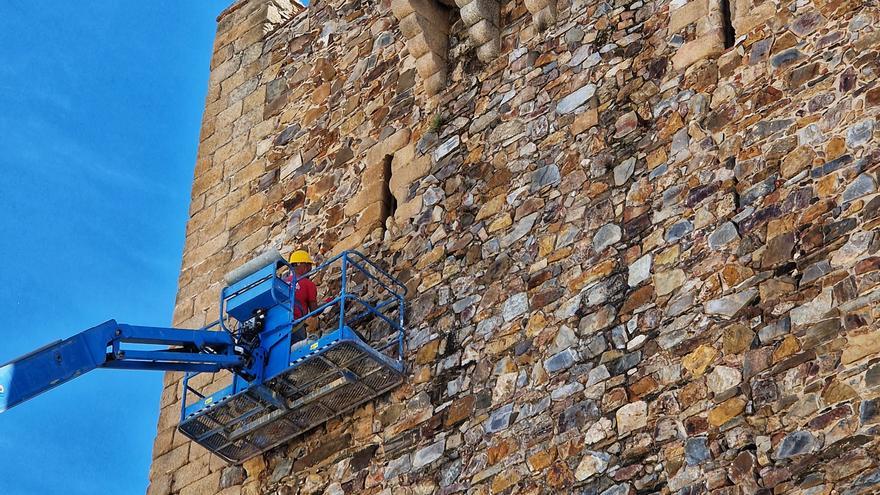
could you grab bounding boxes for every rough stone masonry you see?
[149,0,880,493]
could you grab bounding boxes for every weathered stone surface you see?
[708,397,746,426]
[556,84,596,114]
[544,348,577,373]
[708,222,739,250]
[665,220,693,243]
[846,119,874,148]
[616,401,647,436]
[593,223,622,252]
[574,451,610,481]
[773,431,820,459]
[412,439,445,468]
[705,289,758,318]
[654,268,686,296]
[153,2,880,494]
[706,366,741,394]
[614,158,635,186]
[628,254,651,287]
[682,345,718,377]
[685,437,711,465]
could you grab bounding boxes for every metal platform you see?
[179,328,404,463]
[177,250,407,463]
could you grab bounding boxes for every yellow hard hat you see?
[288,250,314,264]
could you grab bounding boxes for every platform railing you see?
[179,250,407,423]
[288,250,407,362]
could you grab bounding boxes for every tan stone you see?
[417,52,447,80]
[423,70,447,96]
[243,455,266,478]
[401,15,449,58]
[569,260,616,291]
[395,195,424,223]
[476,194,506,221]
[772,335,800,363]
[390,154,431,201]
[469,19,500,45]
[572,108,599,135]
[524,0,551,13]
[172,455,210,492]
[331,227,371,256]
[668,0,709,34]
[732,1,776,35]
[488,213,513,233]
[416,245,446,269]
[672,35,725,71]
[708,397,746,426]
[345,186,387,217]
[491,469,522,494]
[226,192,265,228]
[841,331,880,365]
[150,444,190,478]
[178,471,221,495]
[654,268,686,296]
[683,345,719,377]
[722,324,754,355]
[415,339,440,364]
[527,448,557,472]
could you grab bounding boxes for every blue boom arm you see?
[0,319,241,414]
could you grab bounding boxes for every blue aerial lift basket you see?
[0,250,407,465]
[177,250,408,463]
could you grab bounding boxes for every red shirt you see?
[286,275,317,319]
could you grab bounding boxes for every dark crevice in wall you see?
[382,155,397,230]
[720,0,736,49]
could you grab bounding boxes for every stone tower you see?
[149,0,880,493]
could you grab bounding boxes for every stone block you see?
[366,143,392,169]
[405,23,449,59]
[345,186,387,216]
[395,195,424,224]
[172,455,210,492]
[390,155,431,200]
[360,161,391,194]
[524,0,551,13]
[359,200,391,229]
[732,1,776,35]
[150,444,190,478]
[460,0,500,27]
[392,0,447,20]
[668,0,708,34]
[476,39,501,62]
[331,227,371,256]
[178,471,222,495]
[192,166,223,198]
[147,475,172,495]
[423,70,447,96]
[386,128,412,155]
[152,427,176,459]
[243,455,267,478]
[672,34,725,71]
[182,231,230,268]
[469,19,500,45]
[226,192,266,228]
[416,52,447,79]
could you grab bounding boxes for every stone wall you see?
[149,0,880,493]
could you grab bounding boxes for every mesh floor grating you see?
[178,339,403,464]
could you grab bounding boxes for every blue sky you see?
[0,1,232,493]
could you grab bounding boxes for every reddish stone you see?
[621,285,655,314]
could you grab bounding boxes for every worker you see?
[287,250,319,343]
